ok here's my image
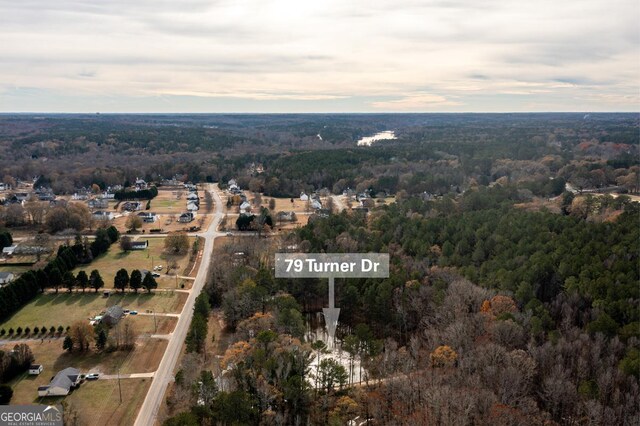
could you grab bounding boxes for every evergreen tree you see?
[63,336,73,352]
[76,270,89,292]
[130,269,142,293]
[90,270,104,293]
[142,273,157,293]
[114,269,129,292]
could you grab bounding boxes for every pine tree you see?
[96,329,107,351]
[130,270,142,293]
[142,273,157,293]
[63,336,73,352]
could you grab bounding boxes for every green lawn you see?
[151,199,181,209]
[0,265,34,275]
[0,291,186,330]
[74,237,193,289]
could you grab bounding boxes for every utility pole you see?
[117,366,123,404]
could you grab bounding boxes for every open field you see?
[130,315,177,335]
[0,292,186,330]
[0,264,34,275]
[74,378,150,426]
[74,237,195,288]
[4,336,164,425]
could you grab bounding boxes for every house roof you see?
[50,367,80,390]
[104,305,124,320]
[0,272,14,280]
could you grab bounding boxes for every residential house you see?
[88,199,109,209]
[187,201,199,211]
[0,183,11,191]
[29,364,43,375]
[0,272,15,285]
[14,192,29,202]
[137,212,158,223]
[130,240,149,250]
[102,305,125,326]
[135,178,148,190]
[92,211,114,221]
[239,201,251,213]
[122,202,142,212]
[37,367,81,397]
[311,199,322,210]
[179,212,194,223]
[300,192,309,201]
[276,211,296,222]
[186,193,199,201]
[2,246,17,257]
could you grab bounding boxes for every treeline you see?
[185,293,210,353]
[114,186,158,201]
[0,226,119,320]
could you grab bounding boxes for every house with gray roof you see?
[37,367,81,396]
[102,305,125,326]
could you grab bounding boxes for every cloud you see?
[0,0,638,112]
[371,93,462,110]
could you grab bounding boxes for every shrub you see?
[24,327,31,336]
[49,326,56,334]
[33,327,40,335]
[8,328,14,335]
[0,329,5,336]
[57,326,64,334]
[16,327,22,336]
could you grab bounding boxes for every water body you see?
[357,130,397,146]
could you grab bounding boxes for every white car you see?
[86,373,100,380]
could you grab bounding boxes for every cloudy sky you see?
[0,0,638,112]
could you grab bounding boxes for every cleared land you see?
[4,330,164,425]
[0,292,186,331]
[74,237,195,289]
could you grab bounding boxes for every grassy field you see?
[74,237,194,288]
[73,378,150,426]
[0,291,186,330]
[0,264,34,275]
[3,335,162,395]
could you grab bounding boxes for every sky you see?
[0,0,638,113]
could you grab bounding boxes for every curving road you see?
[134,184,225,426]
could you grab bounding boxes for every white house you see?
[0,272,15,285]
[2,246,16,256]
[137,212,158,223]
[186,193,199,201]
[38,367,81,397]
[239,201,251,213]
[300,192,309,201]
[92,211,114,221]
[0,183,11,191]
[187,201,199,211]
[311,199,322,210]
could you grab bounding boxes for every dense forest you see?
[0,114,637,197]
[159,183,640,425]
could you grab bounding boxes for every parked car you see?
[86,373,100,380]
[152,273,161,278]
[129,311,138,315]
[123,309,130,314]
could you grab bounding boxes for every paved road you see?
[134,184,225,426]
